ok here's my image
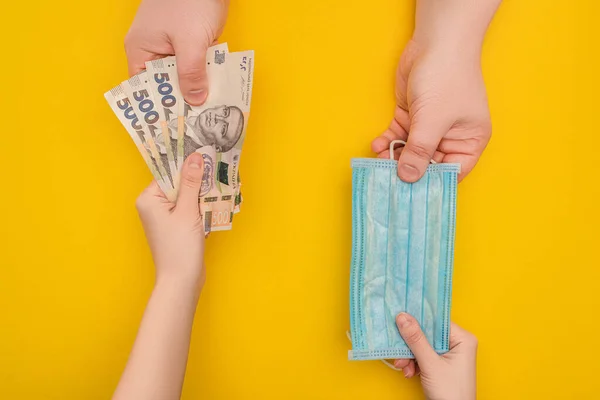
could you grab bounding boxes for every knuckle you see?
[182,174,201,189]
[123,32,135,53]
[410,94,442,120]
[466,138,481,153]
[404,326,425,346]
[484,121,492,137]
[465,332,479,348]
[476,119,492,138]
[468,129,491,154]
[406,142,433,161]
[135,193,151,214]
[178,66,206,83]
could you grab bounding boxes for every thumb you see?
[396,313,439,368]
[174,39,209,105]
[176,153,204,214]
[398,115,448,182]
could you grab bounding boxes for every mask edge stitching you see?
[404,182,413,329]
[353,167,368,350]
[442,172,457,352]
[383,168,393,349]
[421,172,430,339]
[358,168,367,349]
[350,169,359,349]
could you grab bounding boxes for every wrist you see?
[413,0,500,61]
[409,34,482,71]
[155,270,204,300]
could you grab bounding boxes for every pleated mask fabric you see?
[348,156,459,361]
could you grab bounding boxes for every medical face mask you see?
[348,140,459,362]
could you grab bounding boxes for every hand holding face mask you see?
[394,313,478,400]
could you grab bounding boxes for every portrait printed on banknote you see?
[159,104,245,161]
[183,104,244,155]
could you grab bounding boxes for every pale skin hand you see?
[112,153,207,400]
[125,0,230,105]
[394,313,478,400]
[372,0,502,182]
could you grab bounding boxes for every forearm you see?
[414,0,501,55]
[113,277,200,400]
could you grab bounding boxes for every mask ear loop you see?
[345,331,403,372]
[389,139,437,164]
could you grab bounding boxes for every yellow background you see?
[1,0,599,398]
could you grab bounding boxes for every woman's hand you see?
[136,152,207,291]
[113,153,208,400]
[394,313,478,400]
[125,0,229,105]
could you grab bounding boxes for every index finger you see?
[126,48,164,77]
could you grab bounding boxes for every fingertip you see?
[173,40,210,105]
[396,312,412,329]
[432,150,445,164]
[175,153,205,214]
[393,358,410,369]
[371,136,390,153]
[377,150,391,159]
[397,162,422,183]
[396,312,439,367]
[179,153,205,191]
[187,152,204,169]
[127,63,145,78]
[397,131,439,182]
[184,88,208,106]
[397,144,428,182]
[403,361,415,378]
[441,154,473,183]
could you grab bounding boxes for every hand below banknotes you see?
[136,153,207,291]
[106,44,254,234]
[125,0,229,105]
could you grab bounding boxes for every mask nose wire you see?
[389,139,437,164]
[345,331,403,372]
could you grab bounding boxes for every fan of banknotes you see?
[105,43,254,234]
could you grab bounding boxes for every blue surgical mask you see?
[348,141,459,362]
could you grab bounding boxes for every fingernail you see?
[399,164,419,181]
[397,313,411,328]
[189,153,203,169]
[187,89,207,104]
[403,370,410,379]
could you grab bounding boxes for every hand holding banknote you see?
[112,153,207,400]
[125,0,229,105]
[136,153,208,289]
[105,43,254,234]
